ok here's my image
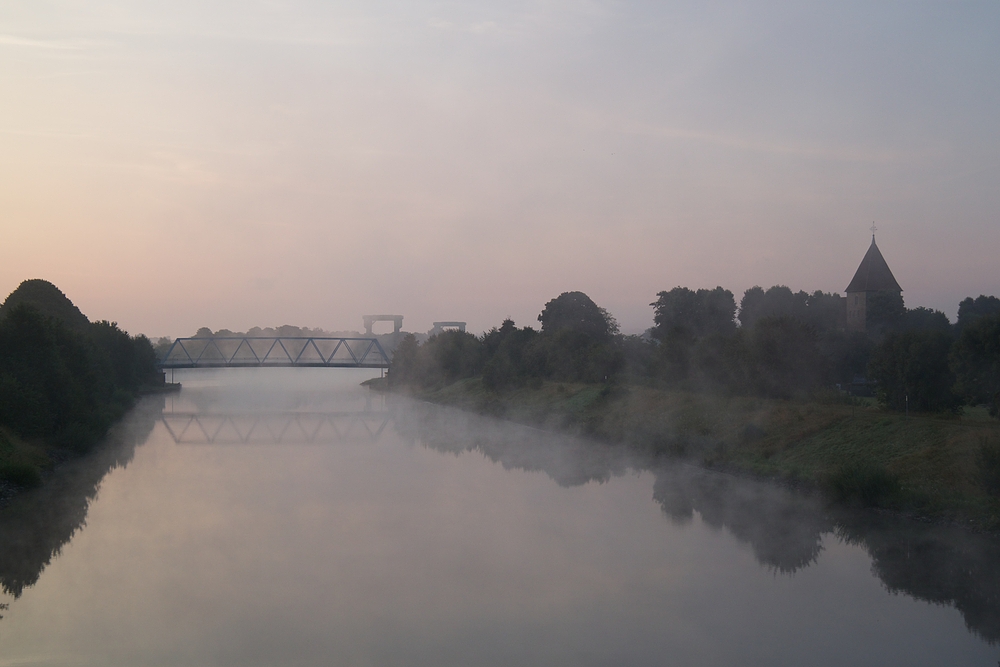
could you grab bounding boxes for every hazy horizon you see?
[2,2,998,337]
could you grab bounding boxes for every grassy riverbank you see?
[385,378,1000,528]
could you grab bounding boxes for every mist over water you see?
[0,369,997,665]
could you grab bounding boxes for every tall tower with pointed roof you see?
[845,235,902,332]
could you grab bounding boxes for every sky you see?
[1,1,998,337]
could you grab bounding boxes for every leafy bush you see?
[977,440,1000,497]
[951,313,1000,418]
[0,462,41,489]
[826,462,902,507]
[388,331,484,389]
[868,330,962,413]
[741,317,828,398]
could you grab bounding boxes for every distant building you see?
[430,321,466,336]
[845,235,902,332]
[363,314,403,335]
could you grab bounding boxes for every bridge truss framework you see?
[158,336,391,369]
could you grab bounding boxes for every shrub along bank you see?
[0,280,162,491]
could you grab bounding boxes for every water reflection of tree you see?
[0,396,161,598]
[3,396,998,646]
[652,466,829,573]
[836,513,1000,645]
[404,401,1000,644]
[393,402,633,487]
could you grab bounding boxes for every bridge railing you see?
[158,336,391,369]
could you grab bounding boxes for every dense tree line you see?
[0,280,162,453]
[390,292,623,391]
[388,285,1000,417]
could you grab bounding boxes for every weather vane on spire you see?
[870,222,877,237]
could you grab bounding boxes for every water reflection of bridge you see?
[160,410,392,444]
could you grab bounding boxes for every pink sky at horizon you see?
[2,2,998,338]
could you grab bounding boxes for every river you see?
[0,369,997,665]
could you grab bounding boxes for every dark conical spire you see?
[845,236,902,293]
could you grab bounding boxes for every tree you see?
[951,313,1000,417]
[533,293,623,383]
[0,280,89,332]
[901,307,952,334]
[387,331,485,389]
[957,295,1000,331]
[427,330,483,383]
[742,317,827,398]
[868,331,961,413]
[89,321,161,393]
[620,334,658,380]
[537,328,623,383]
[739,285,802,328]
[739,285,844,332]
[387,334,419,386]
[481,320,539,390]
[803,290,846,333]
[866,291,906,335]
[819,330,873,385]
[538,292,613,341]
[0,297,159,451]
[651,287,736,340]
[739,286,843,333]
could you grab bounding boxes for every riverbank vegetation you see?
[381,288,1000,527]
[0,280,162,493]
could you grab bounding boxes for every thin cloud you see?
[623,121,925,164]
[0,34,107,50]
[427,18,503,35]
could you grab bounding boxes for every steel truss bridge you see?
[159,336,390,370]
[160,410,392,444]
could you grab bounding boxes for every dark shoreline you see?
[0,386,176,511]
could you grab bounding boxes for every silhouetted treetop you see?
[957,295,1000,331]
[538,292,614,341]
[0,279,161,453]
[901,307,952,334]
[651,287,736,340]
[0,280,89,332]
[739,286,843,332]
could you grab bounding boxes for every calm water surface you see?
[0,369,997,666]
